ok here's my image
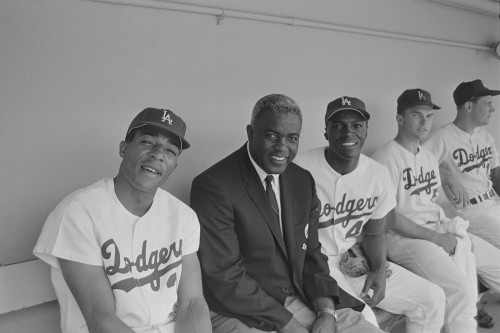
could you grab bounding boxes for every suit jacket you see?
[190,144,363,331]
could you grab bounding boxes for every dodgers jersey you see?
[295,148,396,255]
[34,178,200,333]
[423,123,499,198]
[372,140,446,226]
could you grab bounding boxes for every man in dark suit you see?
[191,94,383,333]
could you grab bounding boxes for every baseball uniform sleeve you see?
[370,165,397,220]
[423,128,448,164]
[35,199,103,268]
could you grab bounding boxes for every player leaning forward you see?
[373,88,500,331]
[34,108,211,333]
[294,96,445,333]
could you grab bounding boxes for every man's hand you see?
[311,312,337,333]
[442,179,469,209]
[432,232,457,255]
[360,269,386,308]
[278,317,309,333]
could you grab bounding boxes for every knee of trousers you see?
[442,278,475,305]
[425,285,446,313]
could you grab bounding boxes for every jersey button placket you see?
[132,221,149,312]
[132,223,142,287]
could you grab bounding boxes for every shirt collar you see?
[246,142,279,186]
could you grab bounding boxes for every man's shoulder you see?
[155,187,195,215]
[419,145,439,160]
[194,146,243,181]
[428,122,455,139]
[360,153,388,171]
[57,178,111,211]
[354,154,392,185]
[475,126,495,141]
[294,147,327,182]
[372,140,397,161]
[285,160,313,181]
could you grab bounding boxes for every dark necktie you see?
[265,175,280,221]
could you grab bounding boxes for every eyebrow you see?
[140,133,181,150]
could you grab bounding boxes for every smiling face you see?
[397,105,434,142]
[117,126,180,194]
[325,109,367,167]
[247,111,301,175]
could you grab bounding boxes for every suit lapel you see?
[238,146,288,258]
[280,173,297,267]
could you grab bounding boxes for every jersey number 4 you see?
[345,220,363,239]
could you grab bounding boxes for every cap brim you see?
[398,101,440,112]
[325,107,370,123]
[128,122,191,149]
[478,89,500,97]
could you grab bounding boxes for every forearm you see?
[175,298,211,333]
[361,233,387,273]
[391,212,440,243]
[360,232,387,307]
[86,314,135,333]
[59,259,134,333]
[491,166,500,196]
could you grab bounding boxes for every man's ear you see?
[246,124,254,142]
[119,141,128,158]
[324,130,328,141]
[396,114,403,126]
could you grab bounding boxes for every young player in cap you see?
[423,79,500,251]
[34,108,211,333]
[373,88,500,330]
[295,96,446,333]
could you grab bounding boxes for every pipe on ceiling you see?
[86,0,493,53]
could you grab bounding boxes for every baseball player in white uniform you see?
[373,88,500,331]
[34,108,211,333]
[423,79,500,251]
[295,96,445,333]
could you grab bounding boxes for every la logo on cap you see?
[161,109,173,125]
[341,97,351,106]
[418,91,426,101]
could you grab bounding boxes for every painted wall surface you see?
[1,0,499,266]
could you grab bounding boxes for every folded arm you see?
[440,170,469,209]
[389,210,457,255]
[491,166,500,196]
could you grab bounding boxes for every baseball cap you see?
[453,79,500,106]
[325,96,370,123]
[397,89,440,114]
[126,108,190,150]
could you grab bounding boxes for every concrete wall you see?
[1,0,499,330]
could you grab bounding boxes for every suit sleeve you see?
[302,184,338,301]
[190,174,292,331]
